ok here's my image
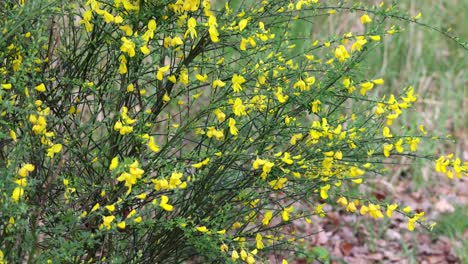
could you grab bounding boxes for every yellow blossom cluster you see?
[113,106,137,135]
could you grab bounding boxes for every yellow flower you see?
[290,133,303,145]
[215,243,227,253]
[368,204,384,219]
[148,19,157,31]
[126,83,134,93]
[212,79,226,89]
[346,201,357,212]
[269,177,287,190]
[148,136,160,152]
[159,195,174,211]
[407,212,424,231]
[79,9,93,32]
[109,156,119,170]
[281,206,294,221]
[117,172,137,194]
[117,221,126,230]
[320,184,330,199]
[382,127,392,138]
[105,204,115,212]
[408,137,420,152]
[232,98,247,116]
[311,99,321,113]
[119,55,127,74]
[18,163,35,177]
[293,79,307,91]
[262,211,273,226]
[140,45,150,55]
[238,18,248,31]
[351,36,367,52]
[255,233,264,249]
[360,205,368,215]
[179,68,189,84]
[195,73,208,82]
[232,74,246,93]
[315,204,326,217]
[47,143,62,158]
[128,209,138,218]
[120,37,136,57]
[232,221,242,229]
[228,118,238,136]
[184,17,197,39]
[162,92,170,102]
[383,143,393,157]
[2,83,12,90]
[168,75,177,83]
[192,157,210,168]
[196,226,208,232]
[9,130,17,142]
[334,45,350,62]
[169,172,183,189]
[114,15,123,24]
[240,249,248,261]
[231,250,239,261]
[337,197,348,206]
[403,206,411,213]
[12,187,25,202]
[360,81,374,96]
[394,139,404,153]
[102,215,115,229]
[275,87,288,103]
[261,161,274,180]
[213,109,226,122]
[372,78,384,85]
[102,11,114,23]
[208,15,219,42]
[386,204,398,217]
[134,192,147,200]
[281,152,293,165]
[360,14,372,24]
[35,83,46,92]
[370,35,381,42]
[91,203,100,212]
[156,65,170,81]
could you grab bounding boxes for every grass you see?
[433,205,468,262]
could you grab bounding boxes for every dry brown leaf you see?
[339,242,353,256]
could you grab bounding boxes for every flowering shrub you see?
[0,0,466,263]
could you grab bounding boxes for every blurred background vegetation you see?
[306,0,467,262]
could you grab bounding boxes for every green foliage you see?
[0,0,466,263]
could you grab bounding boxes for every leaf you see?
[339,242,353,256]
